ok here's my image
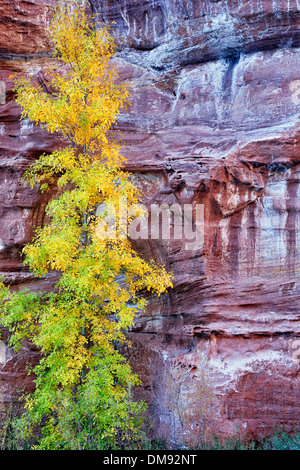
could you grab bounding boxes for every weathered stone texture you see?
[1,0,300,441]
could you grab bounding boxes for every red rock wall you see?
[1,0,300,442]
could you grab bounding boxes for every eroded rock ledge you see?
[0,0,300,441]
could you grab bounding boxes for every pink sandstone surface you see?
[1,0,300,442]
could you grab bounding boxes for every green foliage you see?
[0,398,24,450]
[0,3,173,449]
[261,426,300,450]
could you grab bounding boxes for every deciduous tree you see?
[0,3,173,449]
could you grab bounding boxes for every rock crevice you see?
[0,0,300,440]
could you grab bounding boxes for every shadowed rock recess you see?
[1,0,300,442]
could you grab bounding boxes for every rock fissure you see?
[0,0,300,442]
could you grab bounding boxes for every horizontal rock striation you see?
[92,0,300,69]
[0,0,300,441]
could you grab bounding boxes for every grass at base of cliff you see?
[194,427,300,450]
[149,427,300,450]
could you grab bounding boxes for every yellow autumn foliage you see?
[0,3,173,450]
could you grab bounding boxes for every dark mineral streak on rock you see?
[0,0,300,441]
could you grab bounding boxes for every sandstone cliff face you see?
[1,0,300,442]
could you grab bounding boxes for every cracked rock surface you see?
[1,0,300,440]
